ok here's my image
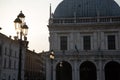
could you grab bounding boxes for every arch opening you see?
[80,61,97,80]
[56,61,72,80]
[105,61,120,80]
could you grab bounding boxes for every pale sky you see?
[0,0,120,52]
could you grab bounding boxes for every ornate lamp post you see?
[14,11,28,80]
[49,50,55,80]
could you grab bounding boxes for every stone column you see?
[97,60,101,80]
[93,32,98,50]
[101,60,105,80]
[74,61,79,80]
[97,59,105,80]
[100,32,105,50]
[76,61,80,80]
[73,60,79,80]
[54,33,58,50]
[118,31,120,49]
[70,33,74,50]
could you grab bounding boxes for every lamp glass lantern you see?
[14,17,22,33]
[50,50,55,60]
[14,12,28,39]
[22,23,28,36]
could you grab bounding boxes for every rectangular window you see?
[14,60,16,69]
[0,44,2,55]
[9,59,11,69]
[107,35,116,50]
[9,48,12,56]
[83,36,91,50]
[4,47,7,55]
[3,58,6,68]
[60,36,67,50]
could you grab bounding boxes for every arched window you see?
[80,61,97,80]
[105,61,120,80]
[56,61,72,80]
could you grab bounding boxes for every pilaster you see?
[73,60,79,80]
[97,59,105,80]
[118,31,120,49]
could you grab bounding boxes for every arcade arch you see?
[80,61,97,80]
[56,61,72,80]
[105,61,120,80]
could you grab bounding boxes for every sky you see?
[0,0,120,53]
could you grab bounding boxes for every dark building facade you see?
[24,50,44,80]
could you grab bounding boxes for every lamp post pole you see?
[51,58,53,80]
[49,50,55,80]
[18,31,22,80]
[14,11,28,80]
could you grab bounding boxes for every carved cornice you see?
[48,23,120,31]
[51,50,120,61]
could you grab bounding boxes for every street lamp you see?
[49,50,55,80]
[14,11,28,80]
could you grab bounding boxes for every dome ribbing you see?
[54,0,120,18]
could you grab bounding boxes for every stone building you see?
[46,0,120,80]
[0,33,28,80]
[24,50,45,80]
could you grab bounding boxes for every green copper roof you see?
[54,0,120,18]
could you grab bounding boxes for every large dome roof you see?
[54,0,120,18]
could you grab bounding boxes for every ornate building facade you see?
[46,0,120,80]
